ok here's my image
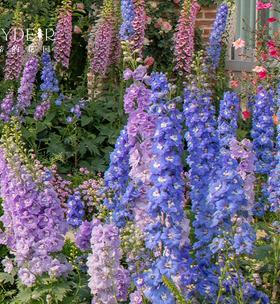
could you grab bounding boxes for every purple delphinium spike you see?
[17,56,39,114]
[0,92,14,122]
[0,121,71,287]
[87,222,130,303]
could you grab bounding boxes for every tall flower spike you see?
[268,84,280,212]
[87,222,130,303]
[91,0,115,76]
[218,91,240,148]
[210,90,255,256]
[4,4,24,80]
[17,56,39,114]
[0,120,70,286]
[174,0,200,75]
[184,81,220,299]
[0,92,14,122]
[54,0,72,68]
[104,126,132,227]
[34,52,60,120]
[144,93,192,303]
[131,0,146,55]
[26,20,43,57]
[206,3,228,70]
[119,0,135,40]
[251,87,275,174]
[230,139,256,215]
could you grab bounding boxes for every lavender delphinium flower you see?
[87,222,130,303]
[268,84,280,212]
[66,192,85,228]
[0,92,14,122]
[54,0,72,68]
[75,219,100,251]
[123,66,156,231]
[104,126,132,227]
[130,290,143,304]
[17,56,39,114]
[251,87,275,174]
[120,0,135,40]
[230,138,256,215]
[206,3,228,70]
[0,120,70,286]
[66,99,86,123]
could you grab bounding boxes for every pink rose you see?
[256,1,273,10]
[232,38,245,49]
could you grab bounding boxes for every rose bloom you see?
[144,56,155,67]
[252,66,266,73]
[242,111,251,120]
[230,80,239,88]
[267,17,278,23]
[74,26,82,34]
[256,1,273,10]
[258,70,267,79]
[76,3,85,10]
[161,21,172,32]
[233,38,245,49]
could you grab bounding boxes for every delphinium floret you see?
[66,192,85,228]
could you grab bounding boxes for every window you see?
[226,0,279,71]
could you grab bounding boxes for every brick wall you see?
[196,5,217,39]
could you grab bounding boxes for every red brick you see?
[196,20,213,27]
[204,12,216,19]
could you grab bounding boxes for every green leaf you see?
[0,272,15,284]
[81,116,93,127]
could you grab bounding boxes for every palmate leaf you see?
[0,272,15,285]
